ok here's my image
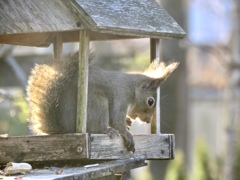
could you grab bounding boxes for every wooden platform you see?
[0,133,174,164]
[0,156,147,180]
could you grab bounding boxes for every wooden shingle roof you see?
[0,0,185,46]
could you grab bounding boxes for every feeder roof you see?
[0,0,185,47]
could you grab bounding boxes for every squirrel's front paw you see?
[122,131,135,152]
[126,117,133,131]
[126,117,133,127]
[105,127,120,138]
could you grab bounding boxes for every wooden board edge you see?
[0,133,89,164]
[169,134,175,159]
[0,133,175,163]
[89,134,175,160]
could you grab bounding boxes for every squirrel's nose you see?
[145,116,153,124]
[146,119,151,124]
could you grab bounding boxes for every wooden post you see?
[53,32,63,61]
[150,38,161,134]
[76,30,90,133]
[150,39,157,62]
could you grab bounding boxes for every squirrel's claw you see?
[123,131,135,152]
[105,127,135,152]
[105,127,120,138]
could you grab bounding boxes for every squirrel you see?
[27,52,178,152]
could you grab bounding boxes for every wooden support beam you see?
[0,32,52,47]
[150,38,157,62]
[90,134,174,160]
[0,134,89,164]
[0,134,174,164]
[76,30,90,133]
[53,32,63,61]
[150,38,161,134]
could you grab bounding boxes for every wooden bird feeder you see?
[0,0,185,179]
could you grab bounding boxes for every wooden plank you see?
[0,0,185,47]
[150,38,157,134]
[0,32,52,47]
[156,39,161,135]
[0,29,136,47]
[0,0,83,35]
[150,39,161,134]
[0,134,89,164]
[0,134,174,164]
[70,0,185,39]
[62,30,138,42]
[0,156,146,180]
[90,134,175,160]
[53,32,63,61]
[76,30,90,133]
[150,38,157,62]
[0,31,141,47]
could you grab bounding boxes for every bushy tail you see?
[27,53,79,134]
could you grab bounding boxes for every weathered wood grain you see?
[0,134,89,164]
[150,38,161,135]
[0,134,174,164]
[69,0,186,39]
[90,134,175,160]
[0,156,146,180]
[76,30,90,133]
[0,0,83,35]
[0,31,139,47]
[150,38,160,134]
[0,0,185,47]
[0,32,53,47]
[53,32,63,61]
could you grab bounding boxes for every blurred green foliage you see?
[165,139,223,180]
[191,139,215,180]
[0,91,28,136]
[164,150,187,180]
[233,137,240,180]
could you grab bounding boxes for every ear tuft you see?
[144,59,179,83]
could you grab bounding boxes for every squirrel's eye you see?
[147,97,155,107]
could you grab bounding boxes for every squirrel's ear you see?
[142,61,179,89]
[142,78,165,90]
